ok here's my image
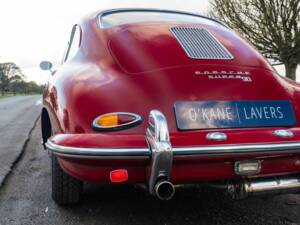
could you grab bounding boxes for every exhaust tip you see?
[155,181,175,200]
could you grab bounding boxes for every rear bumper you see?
[46,110,300,190]
[46,139,300,159]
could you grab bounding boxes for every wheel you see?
[51,155,83,205]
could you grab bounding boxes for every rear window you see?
[99,10,219,28]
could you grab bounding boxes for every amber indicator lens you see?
[92,112,143,131]
[97,114,118,126]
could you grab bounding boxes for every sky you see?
[0,0,299,84]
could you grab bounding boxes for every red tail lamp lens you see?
[118,114,136,124]
[92,112,143,131]
[110,169,128,183]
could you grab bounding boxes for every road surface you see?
[0,119,300,225]
[0,95,41,186]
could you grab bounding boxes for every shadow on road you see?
[59,183,299,225]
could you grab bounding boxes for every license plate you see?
[174,100,296,130]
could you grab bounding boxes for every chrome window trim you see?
[97,8,228,29]
[63,24,82,63]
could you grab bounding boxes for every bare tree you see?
[210,0,300,80]
[0,62,24,95]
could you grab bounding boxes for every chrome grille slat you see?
[170,27,234,60]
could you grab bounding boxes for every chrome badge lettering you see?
[195,70,252,82]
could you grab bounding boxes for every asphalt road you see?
[1,119,300,225]
[0,95,41,186]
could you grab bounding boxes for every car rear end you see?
[45,9,300,204]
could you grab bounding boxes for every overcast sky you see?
[0,0,299,84]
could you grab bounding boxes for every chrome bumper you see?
[46,137,300,159]
[173,142,300,157]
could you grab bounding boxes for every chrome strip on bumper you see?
[172,142,300,157]
[45,140,150,159]
[46,138,300,159]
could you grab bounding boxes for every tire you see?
[51,155,83,205]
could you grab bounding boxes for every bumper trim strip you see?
[46,140,150,159]
[46,139,300,159]
[173,142,300,157]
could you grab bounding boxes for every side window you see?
[63,25,81,63]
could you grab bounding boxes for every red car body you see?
[42,8,300,204]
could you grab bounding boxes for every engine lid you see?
[108,23,273,74]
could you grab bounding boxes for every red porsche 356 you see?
[41,8,300,205]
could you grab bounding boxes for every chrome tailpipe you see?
[155,180,175,200]
[227,175,300,199]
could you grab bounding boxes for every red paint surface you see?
[58,154,300,183]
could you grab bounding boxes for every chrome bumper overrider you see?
[146,110,173,196]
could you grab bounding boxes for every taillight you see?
[92,112,143,131]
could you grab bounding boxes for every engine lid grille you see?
[170,27,234,60]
